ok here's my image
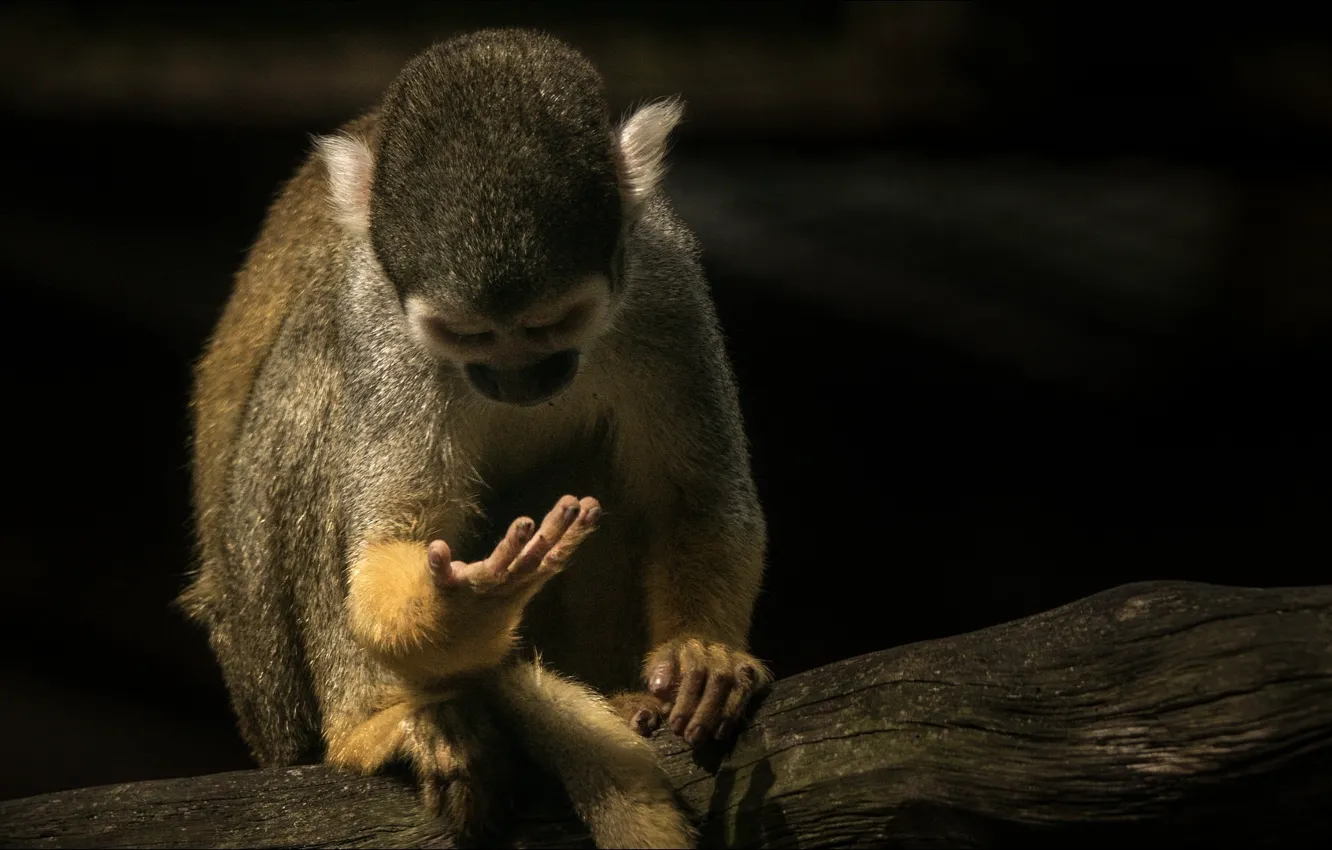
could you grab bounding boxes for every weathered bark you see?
[3,580,1330,848]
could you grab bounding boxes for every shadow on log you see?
[3,581,1331,848]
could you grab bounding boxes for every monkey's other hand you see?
[645,639,772,748]
[428,495,601,600]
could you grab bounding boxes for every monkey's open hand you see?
[349,496,601,682]
[429,495,601,604]
[637,639,772,747]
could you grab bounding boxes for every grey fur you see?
[182,27,763,846]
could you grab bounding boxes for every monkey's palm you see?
[344,495,602,683]
[430,495,600,615]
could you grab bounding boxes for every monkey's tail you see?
[486,659,695,849]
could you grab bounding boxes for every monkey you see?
[179,27,770,847]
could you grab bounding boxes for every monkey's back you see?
[186,117,371,615]
[181,117,379,763]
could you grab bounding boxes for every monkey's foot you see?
[429,495,601,600]
[405,697,515,840]
[608,690,668,737]
[644,638,772,747]
[326,694,513,841]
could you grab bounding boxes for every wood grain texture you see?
[3,580,1330,848]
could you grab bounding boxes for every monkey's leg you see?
[488,661,695,849]
[203,607,322,766]
[326,687,515,841]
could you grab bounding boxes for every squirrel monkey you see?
[180,28,769,847]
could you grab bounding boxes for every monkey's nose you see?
[465,350,580,406]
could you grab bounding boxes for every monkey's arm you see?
[611,319,772,747]
[346,496,600,682]
[325,495,601,834]
[328,496,598,766]
[635,491,772,747]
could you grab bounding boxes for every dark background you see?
[2,2,1329,804]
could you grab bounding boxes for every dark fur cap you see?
[369,29,623,320]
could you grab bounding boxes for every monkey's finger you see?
[667,666,708,739]
[713,662,761,742]
[536,497,601,577]
[427,540,469,589]
[717,658,772,741]
[682,669,736,746]
[666,639,719,737]
[506,495,581,580]
[478,516,536,581]
[646,647,681,701]
[429,539,499,591]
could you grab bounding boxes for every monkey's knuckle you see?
[432,755,462,780]
[564,527,593,546]
[677,638,708,664]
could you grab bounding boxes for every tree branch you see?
[3,581,1330,848]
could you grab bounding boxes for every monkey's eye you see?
[523,305,590,342]
[449,331,495,349]
[427,319,494,349]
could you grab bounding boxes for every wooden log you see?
[3,580,1330,848]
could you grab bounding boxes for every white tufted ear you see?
[315,132,376,235]
[616,98,684,214]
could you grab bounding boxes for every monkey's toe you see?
[608,691,666,737]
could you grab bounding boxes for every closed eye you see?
[524,305,590,341]
[453,331,494,347]
[427,319,494,349]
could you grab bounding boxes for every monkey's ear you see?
[315,132,376,235]
[616,98,684,213]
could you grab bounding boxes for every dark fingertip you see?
[632,709,654,735]
[670,715,688,737]
[427,541,448,573]
[585,504,602,526]
[684,725,705,747]
[515,519,534,543]
[563,504,579,523]
[715,719,733,741]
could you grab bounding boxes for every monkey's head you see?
[317,29,682,406]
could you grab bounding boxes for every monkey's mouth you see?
[465,350,580,406]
